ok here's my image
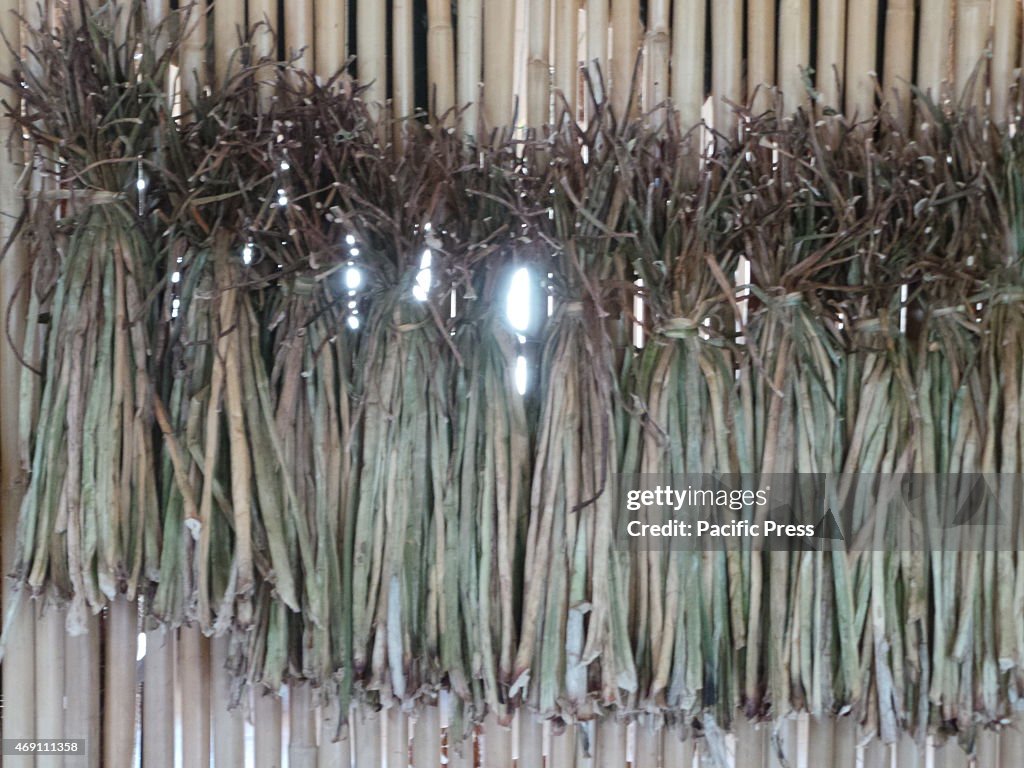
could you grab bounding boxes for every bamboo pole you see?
[385,707,409,768]
[747,0,776,113]
[213,0,244,85]
[611,0,640,119]
[644,0,670,120]
[526,0,550,128]
[285,0,314,71]
[778,0,810,111]
[882,0,915,126]
[1000,722,1023,767]
[180,0,208,104]
[550,724,577,768]
[314,0,347,77]
[862,739,890,768]
[352,710,381,768]
[484,713,513,765]
[955,0,992,112]
[807,718,835,768]
[518,714,544,768]
[457,0,483,134]
[426,0,457,118]
[553,0,579,119]
[413,705,442,765]
[146,0,170,58]
[844,0,879,120]
[595,719,627,765]
[393,0,415,122]
[735,717,767,768]
[586,0,608,114]
[180,626,211,768]
[671,0,705,130]
[65,614,100,768]
[249,0,276,106]
[831,718,856,768]
[483,0,517,128]
[896,733,924,768]
[816,0,846,110]
[917,0,954,100]
[317,701,347,768]
[712,0,743,137]
[662,728,693,767]
[212,635,244,767]
[255,690,283,768]
[103,600,138,767]
[991,0,1019,121]
[289,684,318,767]
[35,606,64,768]
[356,0,387,106]
[0,0,33,744]
[976,730,999,768]
[142,627,175,768]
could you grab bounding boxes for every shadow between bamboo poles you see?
[734,716,767,768]
[179,626,211,768]
[212,635,244,766]
[255,689,283,768]
[65,612,100,768]
[289,684,318,767]
[103,600,139,766]
[351,709,381,768]
[385,707,409,768]
[413,704,442,765]
[317,700,347,767]
[0,0,35,758]
[862,738,890,768]
[313,0,347,77]
[831,717,856,768]
[142,626,175,768]
[517,713,544,768]
[35,606,63,768]
[991,0,1019,122]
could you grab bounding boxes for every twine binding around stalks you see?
[2,4,1024,752]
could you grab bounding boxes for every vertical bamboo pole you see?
[595,719,627,765]
[285,0,314,70]
[662,728,693,767]
[211,636,244,766]
[816,0,846,110]
[35,606,64,768]
[955,0,992,111]
[712,0,743,138]
[526,0,551,127]
[551,724,577,768]
[213,0,244,85]
[644,0,670,119]
[768,720,799,768]
[317,701,347,768]
[807,718,835,768]
[426,0,457,117]
[483,0,517,128]
[553,0,579,119]
[352,710,381,768]
[1000,722,1023,768]
[393,0,415,121]
[458,0,484,134]
[735,717,767,768]
[143,626,175,768]
[357,0,387,106]
[882,0,915,125]
[180,626,211,768]
[976,730,999,768]
[289,684,318,767]
[844,0,879,120]
[778,0,811,111]
[991,0,1019,121]
[862,739,890,768]
[632,724,660,766]
[249,0,276,106]
[831,718,856,768]
[934,740,970,768]
[180,0,208,104]
[671,0,706,130]
[65,615,101,768]
[255,690,283,768]
[586,0,609,113]
[483,713,513,765]
[896,733,924,768]
[917,0,954,100]
[146,0,170,57]
[385,707,409,768]
[518,714,545,768]
[314,0,348,77]
[748,0,776,113]
[610,0,640,119]
[103,600,138,767]
[0,0,32,752]
[413,705,442,765]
